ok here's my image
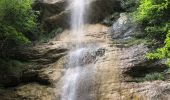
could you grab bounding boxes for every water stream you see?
[61,0,93,100]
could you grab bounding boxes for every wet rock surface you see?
[37,0,122,30]
[0,13,170,100]
[109,13,144,39]
[65,48,105,67]
[0,24,109,100]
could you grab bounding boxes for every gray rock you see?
[110,13,143,39]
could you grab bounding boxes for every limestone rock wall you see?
[0,1,170,100]
[36,0,122,31]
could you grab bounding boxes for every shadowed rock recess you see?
[35,0,122,30]
[0,0,170,100]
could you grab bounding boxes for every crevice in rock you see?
[125,60,168,81]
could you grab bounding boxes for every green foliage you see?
[0,0,38,43]
[143,72,165,81]
[146,30,170,67]
[113,37,153,47]
[0,58,25,77]
[135,72,165,82]
[133,0,169,23]
[133,0,170,39]
[0,24,30,45]
[166,68,170,74]
[39,28,63,43]
[132,0,170,67]
[0,0,38,57]
[0,0,38,33]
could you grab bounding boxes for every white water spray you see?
[69,0,89,42]
[61,0,92,100]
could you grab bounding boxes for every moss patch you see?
[113,37,153,47]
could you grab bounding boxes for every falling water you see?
[61,0,92,100]
[70,0,87,42]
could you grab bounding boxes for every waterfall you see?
[61,0,92,100]
[68,0,89,44]
[71,0,85,37]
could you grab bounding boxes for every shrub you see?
[133,0,170,40]
[143,72,165,81]
[132,0,170,67]
[39,28,63,43]
[0,0,39,42]
[0,0,38,34]
[0,0,38,57]
[146,30,170,67]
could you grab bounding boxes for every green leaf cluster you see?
[137,72,165,82]
[133,0,169,22]
[0,0,38,44]
[0,24,30,45]
[133,0,170,39]
[146,30,170,66]
[133,0,170,67]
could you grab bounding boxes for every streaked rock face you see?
[35,0,122,30]
[1,2,170,100]
[1,22,169,100]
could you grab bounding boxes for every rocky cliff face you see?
[35,0,122,31]
[0,1,170,100]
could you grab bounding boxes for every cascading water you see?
[71,0,85,39]
[61,0,93,100]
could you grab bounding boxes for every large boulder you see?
[109,13,144,39]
